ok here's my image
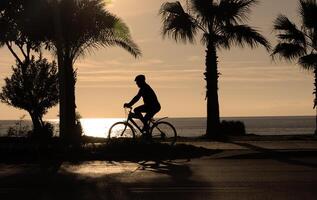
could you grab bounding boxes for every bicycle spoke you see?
[108,122,135,139]
[151,121,177,145]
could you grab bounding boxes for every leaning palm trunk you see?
[205,41,220,136]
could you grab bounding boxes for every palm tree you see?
[160,0,270,137]
[272,0,317,134]
[27,0,141,144]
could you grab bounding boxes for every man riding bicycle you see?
[124,75,161,134]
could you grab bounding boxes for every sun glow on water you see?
[80,118,125,138]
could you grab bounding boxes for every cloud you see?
[76,58,166,70]
[187,56,201,62]
[212,61,311,83]
[75,59,204,89]
[74,56,311,90]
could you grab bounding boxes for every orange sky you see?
[0,0,314,120]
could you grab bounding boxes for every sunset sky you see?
[0,0,314,120]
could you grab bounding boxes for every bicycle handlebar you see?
[124,107,132,117]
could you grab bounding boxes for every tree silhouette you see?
[0,56,58,134]
[0,0,41,65]
[272,0,317,134]
[27,0,141,144]
[160,0,270,137]
[0,0,58,136]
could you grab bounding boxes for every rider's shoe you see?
[141,124,150,134]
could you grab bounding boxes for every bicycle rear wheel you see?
[150,121,177,145]
[108,122,135,139]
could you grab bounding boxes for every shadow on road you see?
[137,160,192,182]
[0,142,221,200]
[222,141,317,168]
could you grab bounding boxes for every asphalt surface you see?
[1,140,317,200]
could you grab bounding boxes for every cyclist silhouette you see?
[124,75,161,133]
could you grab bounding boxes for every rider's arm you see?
[126,90,141,107]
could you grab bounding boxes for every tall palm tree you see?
[28,0,141,143]
[272,0,317,134]
[160,0,270,137]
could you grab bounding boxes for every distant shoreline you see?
[0,115,316,121]
[0,116,316,137]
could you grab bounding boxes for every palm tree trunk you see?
[57,50,66,141]
[52,2,77,144]
[205,41,220,137]
[59,55,77,144]
[314,67,317,135]
[65,57,77,143]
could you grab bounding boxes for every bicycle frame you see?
[124,108,168,135]
[126,114,143,134]
[108,107,177,145]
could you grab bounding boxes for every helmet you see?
[135,74,146,82]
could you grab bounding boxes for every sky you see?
[0,0,314,120]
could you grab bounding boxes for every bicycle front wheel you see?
[108,122,135,139]
[150,121,177,145]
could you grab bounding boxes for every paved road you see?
[178,140,317,150]
[125,156,317,200]
[1,147,317,200]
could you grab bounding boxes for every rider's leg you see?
[143,112,154,133]
[134,105,149,132]
[133,106,146,120]
[143,106,160,132]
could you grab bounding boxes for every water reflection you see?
[48,118,126,138]
[80,118,125,138]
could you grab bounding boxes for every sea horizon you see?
[0,115,315,138]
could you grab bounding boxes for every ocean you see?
[0,116,315,138]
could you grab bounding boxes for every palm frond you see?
[190,0,214,26]
[215,0,258,24]
[73,22,141,60]
[160,1,198,43]
[160,1,186,18]
[52,0,141,60]
[273,14,306,45]
[271,43,307,61]
[201,32,231,49]
[299,0,317,30]
[100,28,142,58]
[298,53,317,70]
[222,24,271,51]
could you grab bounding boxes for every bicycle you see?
[107,107,177,145]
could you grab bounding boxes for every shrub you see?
[220,120,246,136]
[7,124,31,137]
[6,115,31,137]
[29,121,55,141]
